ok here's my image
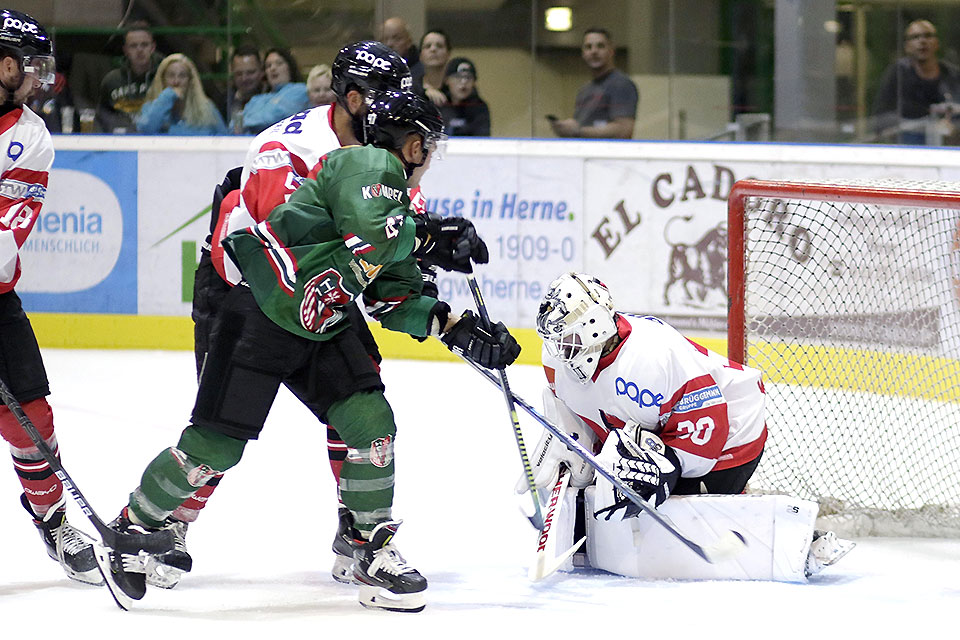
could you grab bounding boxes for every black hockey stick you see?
[0,376,173,555]
[464,272,545,530]
[458,353,747,564]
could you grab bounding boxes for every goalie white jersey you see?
[543,314,767,478]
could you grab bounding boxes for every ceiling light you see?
[545,7,572,32]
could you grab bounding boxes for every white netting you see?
[736,180,960,537]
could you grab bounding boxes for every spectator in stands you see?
[550,27,638,139]
[380,16,423,91]
[97,21,161,133]
[420,30,451,106]
[872,19,960,145]
[136,53,227,135]
[28,71,76,133]
[227,44,266,134]
[240,47,308,134]
[440,57,490,136]
[306,64,335,107]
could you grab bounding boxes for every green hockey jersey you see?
[222,144,438,341]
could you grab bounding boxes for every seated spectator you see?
[227,44,267,133]
[98,21,162,133]
[136,53,227,135]
[306,64,335,107]
[240,47,308,134]
[440,57,490,136]
[420,30,451,106]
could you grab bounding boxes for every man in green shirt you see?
[94,91,519,614]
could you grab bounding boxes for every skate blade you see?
[63,565,106,587]
[93,544,134,611]
[358,584,426,613]
[332,556,358,584]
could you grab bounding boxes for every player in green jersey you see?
[93,91,520,614]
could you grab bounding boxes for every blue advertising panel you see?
[18,151,138,313]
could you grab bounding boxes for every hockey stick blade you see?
[531,536,586,582]
[529,466,585,581]
[464,272,545,531]
[458,354,748,564]
[0,376,174,556]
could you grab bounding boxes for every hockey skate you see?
[332,507,360,584]
[22,493,103,586]
[353,520,427,612]
[93,508,151,611]
[805,530,856,577]
[145,518,192,589]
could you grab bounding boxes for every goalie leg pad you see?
[585,489,819,582]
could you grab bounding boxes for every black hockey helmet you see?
[331,40,412,100]
[363,90,446,154]
[0,9,55,85]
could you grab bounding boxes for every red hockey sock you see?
[171,473,223,522]
[0,398,63,518]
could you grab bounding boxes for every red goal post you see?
[727,178,960,536]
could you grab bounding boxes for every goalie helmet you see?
[536,272,618,382]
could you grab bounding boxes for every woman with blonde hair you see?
[136,53,227,135]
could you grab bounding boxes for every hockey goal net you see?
[728,178,960,537]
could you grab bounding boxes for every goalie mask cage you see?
[728,178,960,537]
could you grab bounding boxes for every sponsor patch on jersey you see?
[251,148,292,172]
[615,377,664,408]
[673,385,723,413]
[0,178,45,201]
[370,435,393,468]
[361,183,404,203]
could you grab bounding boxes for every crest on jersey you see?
[300,268,352,333]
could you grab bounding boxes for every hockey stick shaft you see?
[465,272,544,530]
[0,376,172,554]
[459,353,745,563]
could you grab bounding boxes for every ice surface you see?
[1,350,957,635]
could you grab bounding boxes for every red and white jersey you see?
[212,104,425,284]
[212,104,341,284]
[543,314,767,477]
[0,106,53,293]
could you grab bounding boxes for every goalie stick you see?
[457,354,747,564]
[0,376,174,555]
[464,272,545,531]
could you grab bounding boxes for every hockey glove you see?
[441,310,521,369]
[595,429,680,520]
[413,212,489,273]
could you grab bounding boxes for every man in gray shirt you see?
[551,28,638,139]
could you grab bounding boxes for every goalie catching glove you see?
[413,212,489,273]
[595,425,680,520]
[432,304,520,369]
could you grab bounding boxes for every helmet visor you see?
[23,55,55,85]
[423,131,448,160]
